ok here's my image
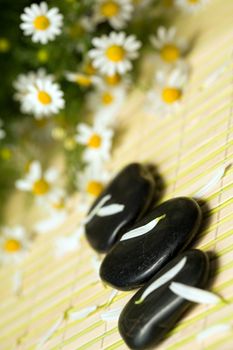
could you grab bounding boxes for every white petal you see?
[36,316,63,349]
[68,306,97,321]
[84,194,111,224]
[100,307,122,322]
[202,63,228,89]
[12,270,22,295]
[135,257,187,304]
[120,214,166,241]
[97,203,125,217]
[194,164,230,199]
[45,168,59,183]
[13,226,26,239]
[92,38,107,49]
[169,282,222,304]
[196,323,232,342]
[55,235,80,258]
[35,215,66,234]
[15,180,31,191]
[107,289,118,305]
[29,161,42,180]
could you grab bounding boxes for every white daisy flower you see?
[54,226,84,258]
[0,119,6,140]
[15,160,60,199]
[150,26,188,64]
[94,0,133,29]
[14,70,64,118]
[13,69,52,110]
[34,190,68,234]
[75,122,114,163]
[175,0,209,13]
[23,75,64,119]
[89,85,127,127]
[65,72,101,88]
[77,163,110,198]
[147,65,189,117]
[89,31,141,76]
[0,226,30,265]
[20,2,63,44]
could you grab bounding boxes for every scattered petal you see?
[120,214,166,241]
[12,270,23,296]
[194,164,231,199]
[169,282,222,304]
[135,257,187,304]
[84,194,111,224]
[68,305,97,321]
[97,203,125,217]
[100,307,122,322]
[196,323,232,342]
[107,289,119,305]
[201,63,229,89]
[36,316,63,349]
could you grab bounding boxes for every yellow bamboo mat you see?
[1,0,233,349]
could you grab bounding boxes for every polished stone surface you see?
[100,197,202,289]
[85,163,155,253]
[119,249,209,349]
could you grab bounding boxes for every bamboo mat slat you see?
[1,0,233,349]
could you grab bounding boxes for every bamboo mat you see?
[1,0,233,349]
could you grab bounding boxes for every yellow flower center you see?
[106,45,125,62]
[86,181,104,196]
[162,87,182,104]
[88,134,102,148]
[52,199,65,210]
[34,15,50,30]
[75,75,92,87]
[102,92,114,105]
[188,0,199,3]
[105,73,121,86]
[84,62,96,75]
[161,44,180,63]
[38,91,52,105]
[100,1,120,17]
[4,239,21,253]
[32,178,50,196]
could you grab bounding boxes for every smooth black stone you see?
[100,197,202,290]
[119,249,209,350]
[85,163,155,253]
